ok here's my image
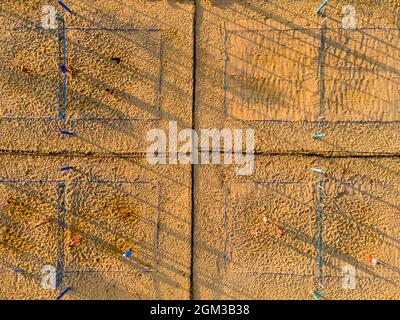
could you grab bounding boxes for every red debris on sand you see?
[369,255,380,266]
[276,226,285,237]
[69,238,82,248]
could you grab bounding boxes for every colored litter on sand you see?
[312,133,325,139]
[69,238,82,247]
[123,249,133,258]
[60,130,75,136]
[60,166,74,171]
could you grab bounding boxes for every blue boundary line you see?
[55,181,66,288]
[5,26,400,32]
[57,16,62,119]
[1,116,399,124]
[55,286,71,300]
[63,21,67,119]
[58,1,74,15]
[316,0,329,15]
[256,181,307,185]
[319,24,327,132]
[71,179,153,185]
[0,179,152,184]
[56,14,67,120]
[66,117,159,121]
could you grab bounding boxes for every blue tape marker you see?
[310,168,325,175]
[316,0,328,14]
[60,130,75,136]
[312,133,325,139]
[60,166,74,171]
[58,1,74,15]
[60,65,67,73]
[56,287,71,300]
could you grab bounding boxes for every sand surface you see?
[0,0,399,300]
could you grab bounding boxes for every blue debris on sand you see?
[56,287,72,300]
[60,166,74,172]
[58,1,74,14]
[123,249,133,258]
[60,130,75,136]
